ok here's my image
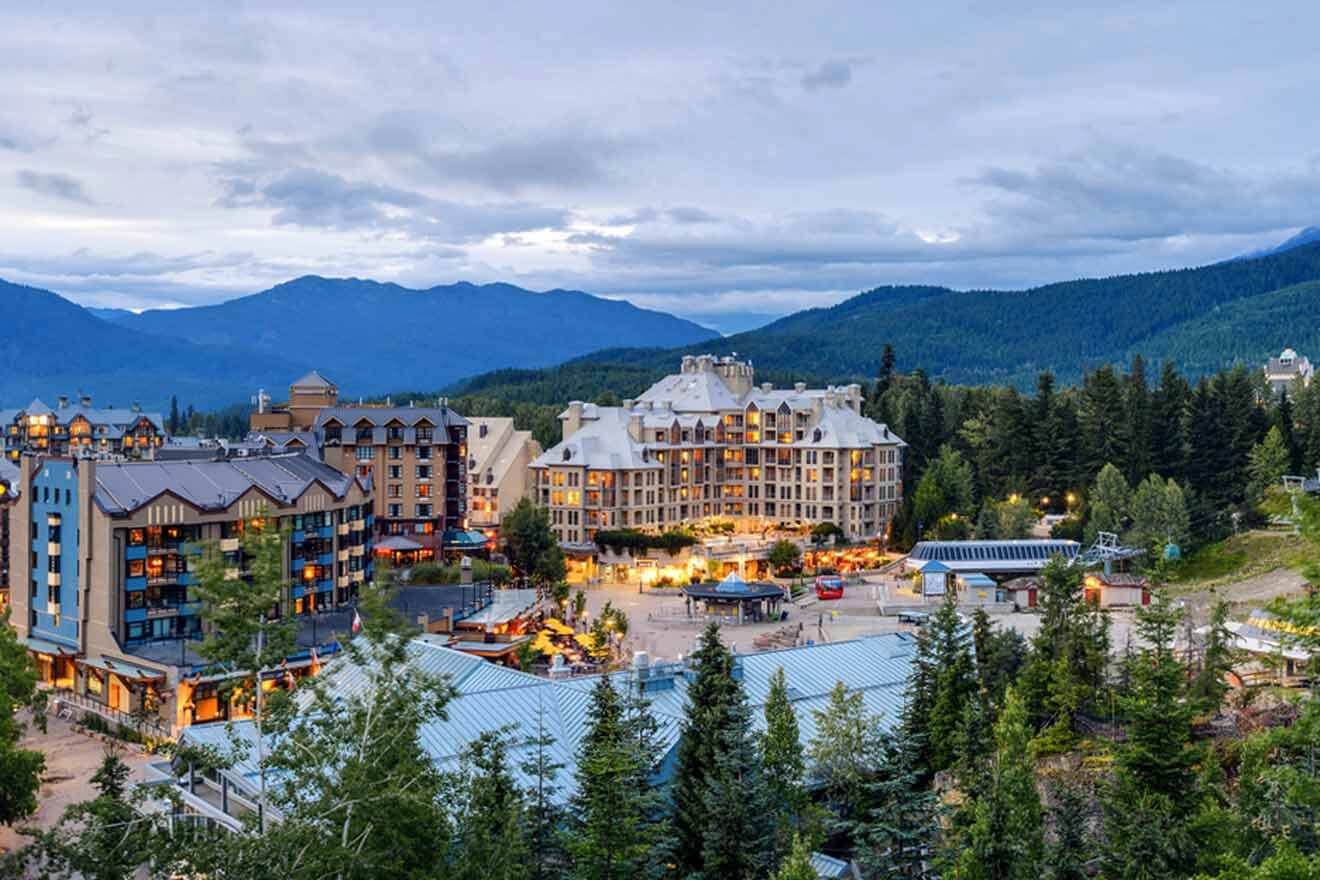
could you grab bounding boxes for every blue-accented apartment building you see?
[9,451,375,733]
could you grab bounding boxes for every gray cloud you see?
[217,167,570,242]
[15,169,94,204]
[801,59,856,91]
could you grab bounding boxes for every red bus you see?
[815,575,845,600]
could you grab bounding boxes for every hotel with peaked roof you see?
[2,393,166,461]
[530,355,905,548]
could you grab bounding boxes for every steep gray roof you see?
[314,406,467,430]
[291,370,335,389]
[636,369,741,412]
[532,407,658,470]
[94,451,368,515]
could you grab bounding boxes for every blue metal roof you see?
[182,631,916,805]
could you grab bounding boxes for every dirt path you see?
[0,712,155,856]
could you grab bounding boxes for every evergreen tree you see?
[762,667,808,854]
[1247,426,1291,502]
[669,622,741,877]
[808,681,884,824]
[700,678,775,880]
[951,689,1045,880]
[168,394,181,434]
[1189,600,1233,715]
[1124,354,1154,485]
[521,702,567,880]
[1118,592,1198,803]
[1151,361,1190,483]
[1044,779,1093,880]
[566,678,658,880]
[452,731,530,880]
[1080,365,1129,484]
[853,734,940,879]
[925,592,976,772]
[1274,388,1303,475]
[503,498,567,585]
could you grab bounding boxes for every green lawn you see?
[1168,531,1313,591]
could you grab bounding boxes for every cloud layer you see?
[1,2,1318,325]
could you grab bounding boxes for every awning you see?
[442,529,490,549]
[376,535,424,552]
[22,636,78,656]
[80,655,167,681]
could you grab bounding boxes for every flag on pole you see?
[351,609,363,634]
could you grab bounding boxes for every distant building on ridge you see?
[1265,347,1313,396]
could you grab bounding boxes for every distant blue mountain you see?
[0,279,302,410]
[111,276,717,397]
[1233,226,1320,261]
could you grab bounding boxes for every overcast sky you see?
[3,1,1319,333]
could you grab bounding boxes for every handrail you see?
[50,688,174,741]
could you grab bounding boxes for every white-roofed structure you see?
[531,355,905,546]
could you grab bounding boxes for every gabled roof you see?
[532,407,658,471]
[636,369,741,412]
[94,451,367,515]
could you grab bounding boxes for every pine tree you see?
[1085,463,1131,543]
[762,667,808,855]
[700,681,775,880]
[566,678,658,880]
[1189,600,1233,715]
[521,701,567,880]
[452,731,530,880]
[1151,361,1190,483]
[168,394,180,434]
[925,592,976,772]
[668,622,741,877]
[950,688,1044,880]
[1117,592,1198,804]
[1247,426,1290,501]
[1044,779,1092,880]
[808,681,883,824]
[853,734,940,879]
[1080,365,1129,484]
[0,607,45,826]
[1124,354,1153,486]
[1274,388,1303,475]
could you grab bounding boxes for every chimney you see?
[131,401,141,413]
[623,398,634,409]
[80,394,92,407]
[794,382,806,393]
[57,395,68,409]
[681,355,696,373]
[760,382,772,393]
[628,412,643,442]
[563,401,585,439]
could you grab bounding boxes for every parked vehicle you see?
[896,610,930,626]
[815,575,845,600]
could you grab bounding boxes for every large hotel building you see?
[530,355,905,546]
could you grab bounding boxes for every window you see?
[388,484,402,498]
[415,465,431,480]
[388,465,402,479]
[387,503,402,518]
[416,484,432,498]
[415,503,432,517]
[356,446,373,462]
[417,446,432,460]
[388,446,402,461]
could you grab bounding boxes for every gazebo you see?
[682,572,786,624]
[374,535,431,567]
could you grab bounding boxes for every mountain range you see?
[0,277,717,409]
[451,236,1320,394]
[6,229,1320,412]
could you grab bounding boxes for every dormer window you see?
[562,448,573,462]
[813,428,823,442]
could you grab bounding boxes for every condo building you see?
[2,394,165,461]
[466,417,542,537]
[8,452,374,733]
[530,355,905,546]
[249,371,470,556]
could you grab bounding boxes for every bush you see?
[407,559,513,585]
